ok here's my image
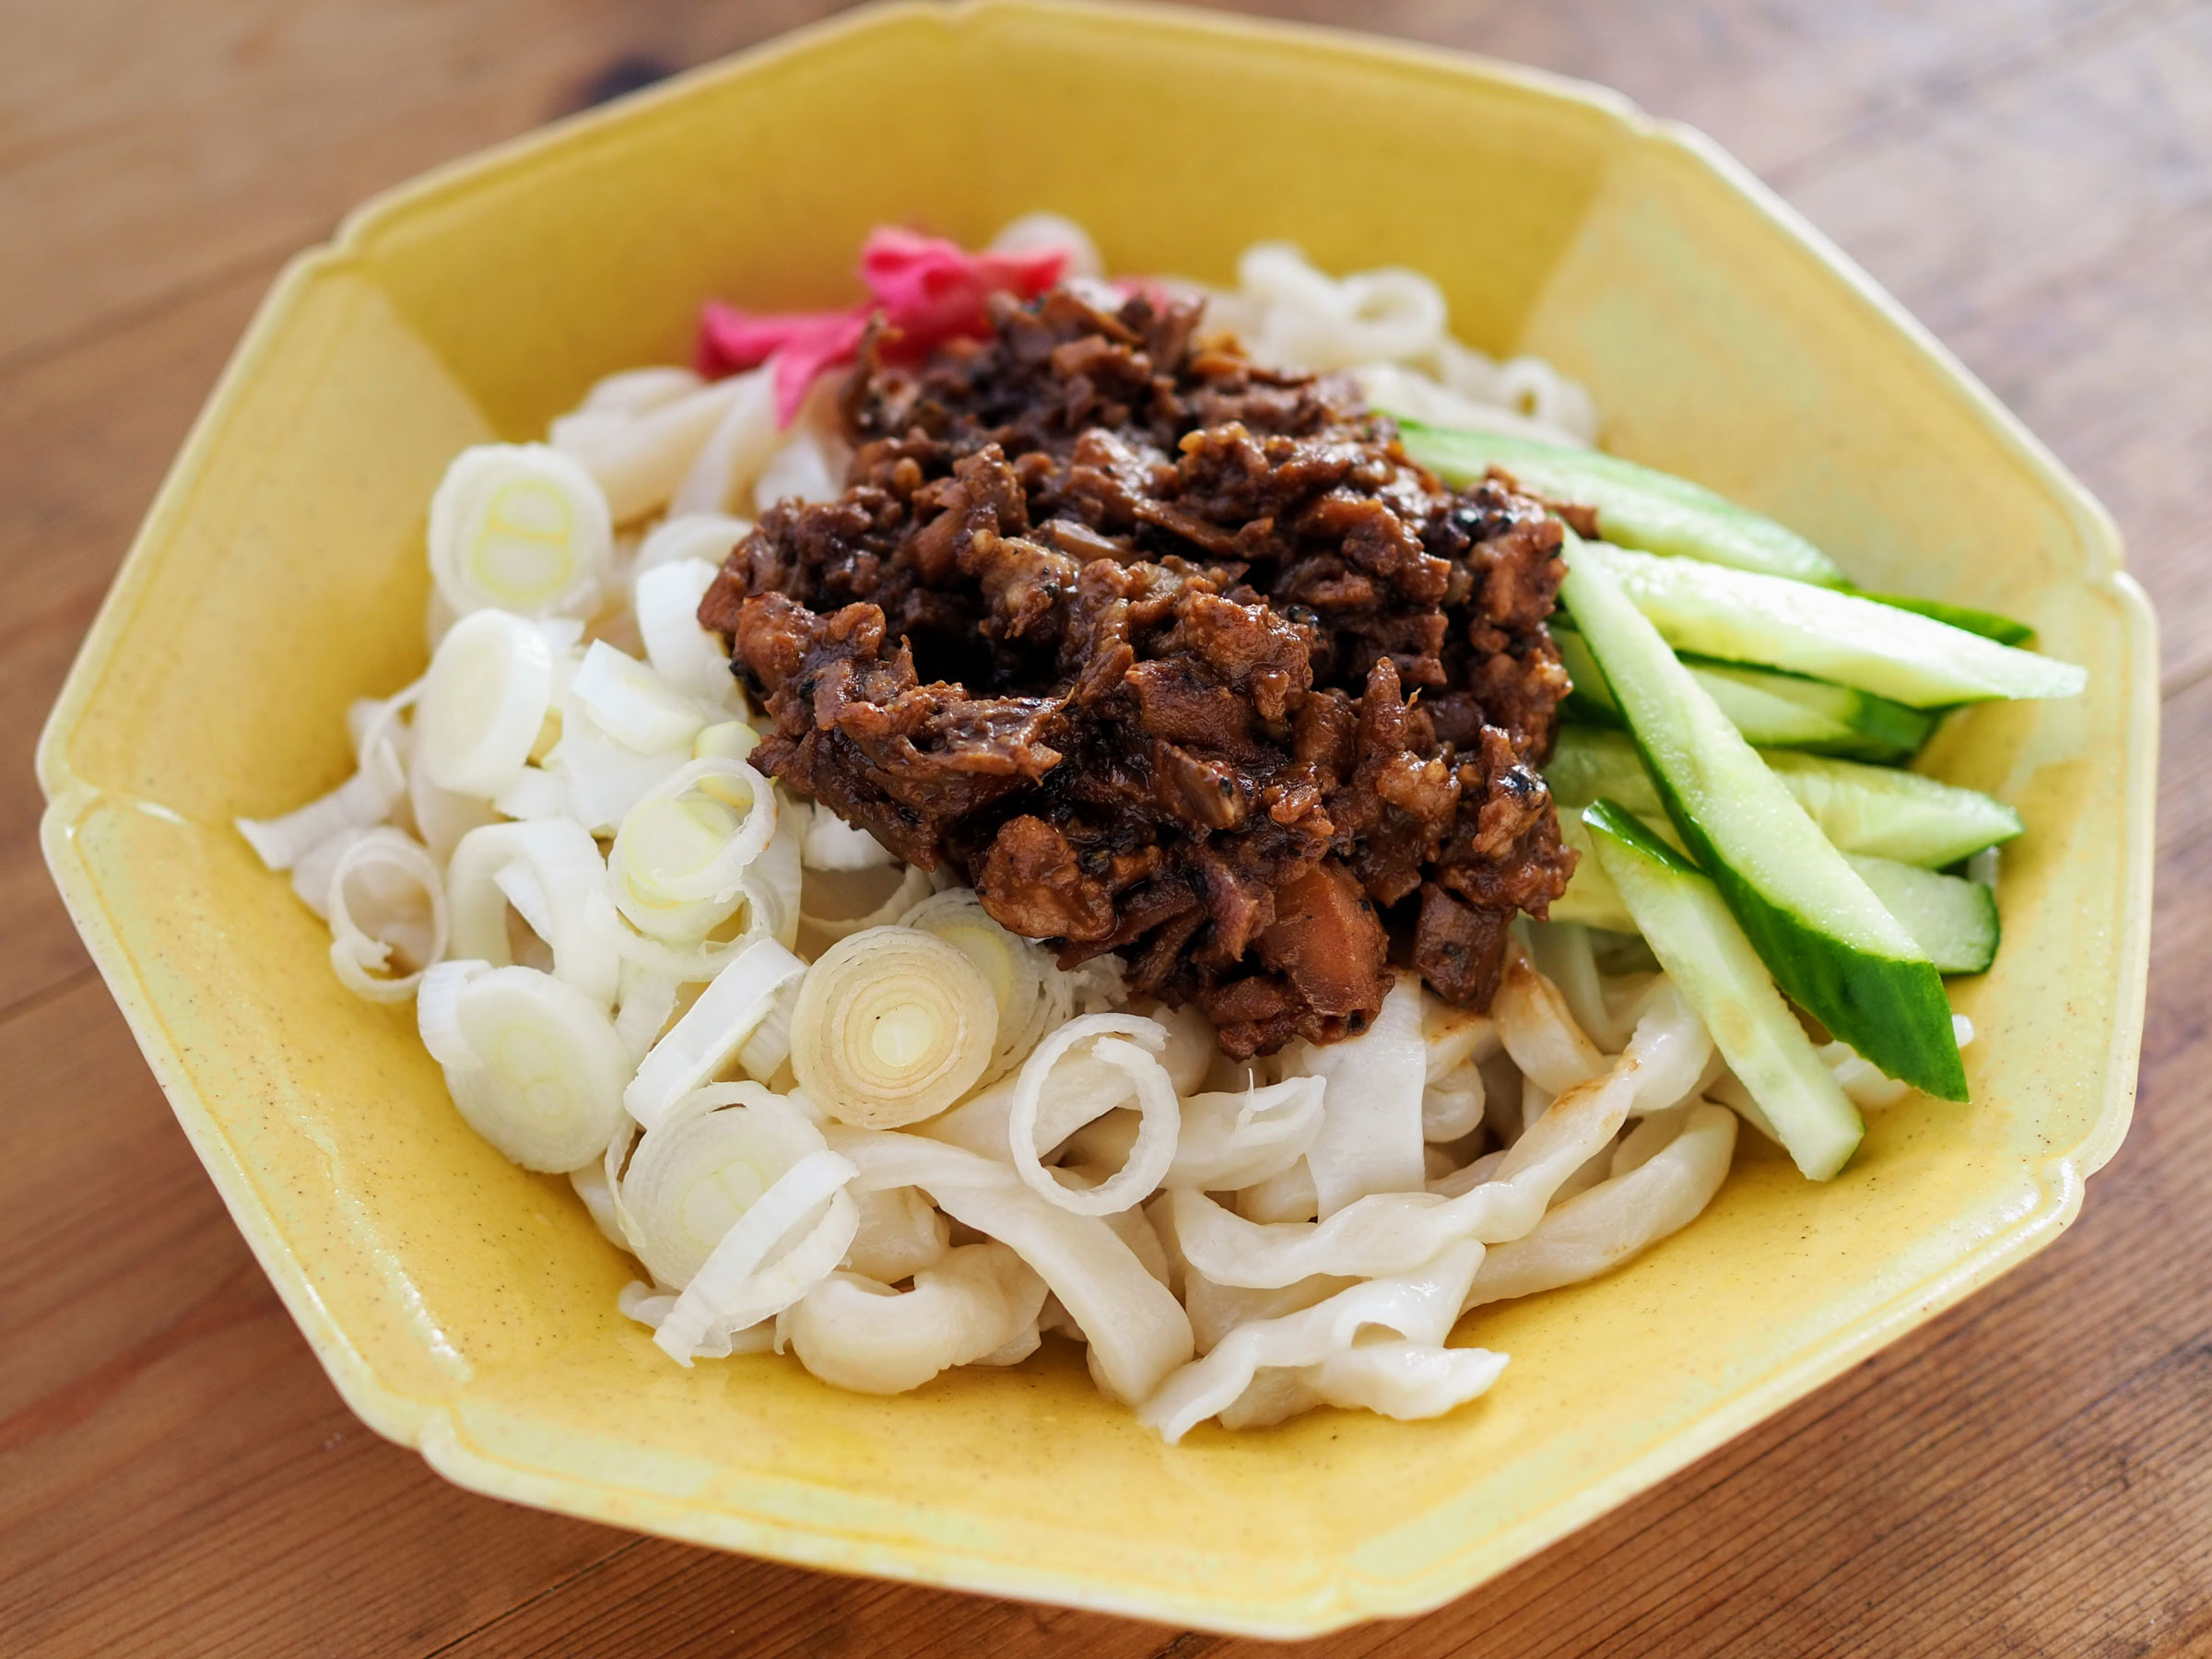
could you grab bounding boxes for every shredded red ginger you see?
[697,227,1068,423]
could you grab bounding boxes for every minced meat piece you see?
[700,285,1575,1056]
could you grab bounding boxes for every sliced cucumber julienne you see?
[1550,813,1638,934]
[1398,420,1847,585]
[1583,542,2088,709]
[1759,750,2023,868]
[1557,795,2001,977]
[1556,626,1936,761]
[1845,855,1999,975]
[1559,535,1968,1100]
[1849,590,2036,648]
[1547,727,2023,870]
[1582,800,1865,1180]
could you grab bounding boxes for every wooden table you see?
[6,2,2208,1653]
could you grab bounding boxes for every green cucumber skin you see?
[1556,625,1934,761]
[1759,750,2024,868]
[1559,543,1970,1100]
[1548,727,2022,868]
[1583,800,1865,1179]
[1561,811,2000,975]
[1850,591,2036,647]
[1400,421,1847,586]
[1404,421,2046,656]
[1685,662,1936,761]
[1847,854,2001,974]
[1588,544,2087,708]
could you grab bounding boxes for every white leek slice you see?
[621,1083,828,1286]
[446,819,620,1007]
[653,1146,859,1364]
[797,862,933,959]
[569,639,710,756]
[608,758,777,932]
[613,964,681,1061]
[735,972,804,1082]
[491,765,570,822]
[634,512,754,586]
[826,1126,1195,1404]
[694,719,761,764]
[237,735,407,872]
[634,558,740,710]
[325,828,447,1003]
[780,1243,1046,1394]
[790,928,999,1129]
[900,888,1073,1085]
[803,808,896,872]
[550,711,689,836]
[429,442,612,618]
[738,789,805,952]
[1006,1015,1180,1216]
[589,887,773,984]
[288,826,364,920]
[417,609,555,797]
[418,960,630,1171]
[1166,1077,1326,1192]
[408,754,500,866]
[625,938,806,1129]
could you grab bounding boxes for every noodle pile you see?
[235,219,1915,1440]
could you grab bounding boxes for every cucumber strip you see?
[1849,590,2035,647]
[1582,801,1864,1179]
[1684,662,1936,761]
[1557,627,1934,759]
[1547,728,2022,868]
[1759,750,2023,867]
[1399,420,1846,584]
[1846,855,2000,974]
[1583,542,2087,708]
[1559,809,1999,975]
[1550,813,1638,934]
[1559,536,1967,1100]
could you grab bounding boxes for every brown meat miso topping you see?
[700,285,1576,1057]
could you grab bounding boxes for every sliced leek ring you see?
[417,609,555,797]
[634,558,742,710]
[568,639,710,756]
[445,819,620,1008]
[1006,1015,1181,1216]
[429,442,612,618]
[418,959,630,1172]
[790,927,999,1129]
[899,888,1072,1085]
[797,861,932,960]
[607,758,777,943]
[619,1083,828,1288]
[802,808,896,872]
[324,827,447,1004]
[625,938,807,1129]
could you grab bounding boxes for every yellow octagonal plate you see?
[37,0,2156,1636]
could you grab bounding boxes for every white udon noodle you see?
[234,215,1839,1441]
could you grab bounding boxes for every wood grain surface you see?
[4,2,2207,1653]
